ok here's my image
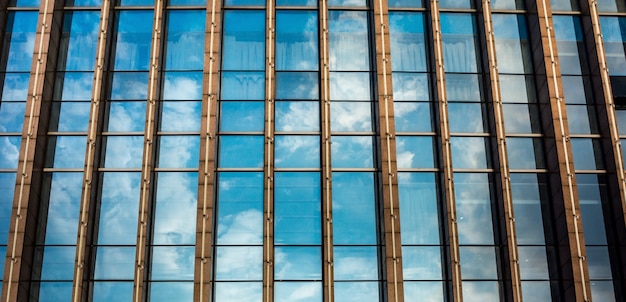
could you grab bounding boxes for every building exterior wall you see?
[0,0,625,301]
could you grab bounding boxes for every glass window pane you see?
[224,0,265,5]
[506,138,545,169]
[276,11,318,71]
[157,136,199,168]
[399,173,440,245]
[334,247,379,280]
[216,172,264,245]
[113,11,153,71]
[66,0,102,5]
[510,174,547,245]
[460,247,498,279]
[577,174,608,245]
[220,102,265,132]
[160,101,201,132]
[329,11,370,71]
[561,76,590,104]
[502,104,541,134]
[2,73,31,101]
[221,72,265,100]
[498,75,536,103]
[40,247,75,280]
[331,136,374,168]
[104,136,144,168]
[404,282,444,302]
[492,14,532,74]
[222,11,265,70]
[275,101,319,132]
[332,172,377,244]
[275,282,322,302]
[92,282,133,302]
[590,281,616,302]
[586,246,613,279]
[44,173,83,244]
[598,0,626,12]
[38,282,72,302]
[570,138,603,170]
[214,282,262,302]
[328,0,367,5]
[153,172,198,245]
[439,0,472,8]
[441,14,478,73]
[106,101,146,132]
[601,17,626,76]
[149,282,193,301]
[402,246,442,280]
[394,102,432,132]
[276,72,319,100]
[388,0,423,7]
[46,136,86,168]
[334,282,379,302]
[518,246,549,280]
[330,72,371,101]
[462,281,500,302]
[275,172,321,245]
[0,136,20,168]
[110,72,149,100]
[392,73,429,101]
[0,102,25,132]
[52,101,90,132]
[94,247,136,279]
[567,105,598,134]
[448,103,485,133]
[4,12,38,72]
[389,12,427,72]
[98,172,140,245]
[165,11,205,70]
[162,72,202,100]
[451,137,489,169]
[445,74,481,101]
[331,102,372,132]
[60,12,99,71]
[55,72,94,101]
[218,136,264,168]
[553,16,586,75]
[275,247,321,280]
[521,281,552,301]
[275,136,319,168]
[396,136,434,168]
[151,247,194,280]
[454,173,494,245]
[277,0,317,5]
[0,173,16,245]
[215,247,262,280]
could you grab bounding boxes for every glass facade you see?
[0,0,626,301]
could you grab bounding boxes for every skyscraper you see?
[0,0,625,301]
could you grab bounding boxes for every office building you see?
[0,0,625,301]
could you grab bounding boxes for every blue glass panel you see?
[491,0,524,9]
[388,0,423,8]
[10,0,40,6]
[275,247,321,279]
[38,282,72,302]
[276,0,316,5]
[502,104,541,134]
[66,0,102,5]
[506,138,545,169]
[276,11,318,71]
[110,72,149,100]
[454,173,494,245]
[98,172,140,245]
[450,137,489,169]
[0,136,20,168]
[54,102,90,132]
[94,247,135,279]
[334,282,379,302]
[276,72,319,99]
[460,247,498,279]
[448,103,485,133]
[275,282,322,302]
[389,12,427,72]
[566,105,598,134]
[590,281,616,302]
[40,247,75,280]
[440,14,479,72]
[601,17,626,76]
[224,0,265,5]
[92,282,133,302]
[462,282,500,302]
[160,101,201,132]
[331,102,372,132]
[47,136,87,168]
[0,173,16,245]
[214,282,262,301]
[518,246,549,279]
[162,72,202,100]
[216,172,264,244]
[331,136,374,168]
[402,246,442,280]
[329,11,369,71]
[334,247,379,280]
[104,136,144,168]
[61,12,99,71]
[598,0,626,12]
[153,172,198,244]
[394,102,432,132]
[328,0,367,6]
[275,101,319,132]
[396,136,434,168]
[0,102,25,132]
[404,282,444,301]
[221,72,265,100]
[571,138,603,170]
[222,11,265,70]
[149,282,193,302]
[275,172,321,245]
[561,76,590,104]
[117,0,154,6]
[330,72,371,100]
[1,73,30,101]
[44,173,83,244]
[617,109,626,134]
[220,101,265,132]
[550,0,578,11]
[218,136,264,168]
[553,16,586,75]
[492,14,532,74]
[157,136,200,168]
[4,12,38,72]
[399,173,440,245]
[521,282,552,301]
[586,246,613,279]
[106,101,146,132]
[151,247,195,280]
[56,72,94,100]
[113,11,153,70]
[165,10,205,70]
[392,73,429,101]
[499,75,536,103]
[577,174,608,245]
[439,0,472,9]
[510,174,547,245]
[215,247,262,280]
[275,136,320,168]
[332,172,377,244]
[445,74,481,102]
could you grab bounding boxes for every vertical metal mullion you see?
[529,0,591,300]
[72,1,113,301]
[263,1,276,301]
[134,1,164,300]
[479,2,522,301]
[372,0,404,301]
[194,0,222,300]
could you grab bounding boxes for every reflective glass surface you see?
[404,282,444,301]
[103,136,144,168]
[221,72,265,100]
[570,138,603,170]
[598,0,626,12]
[1,73,31,101]
[275,101,319,132]
[274,282,322,302]
[153,172,198,244]
[493,14,532,74]
[448,103,485,133]
[276,72,319,100]
[518,246,550,279]
[277,0,317,5]
[440,14,479,73]
[334,247,379,280]
[222,11,265,70]
[46,136,87,168]
[275,136,320,168]
[160,101,201,131]
[0,102,25,132]
[330,72,371,100]
[38,282,72,302]
[331,102,372,132]
[394,102,432,132]
[215,246,263,280]
[498,75,536,103]
[165,11,205,71]
[334,282,379,302]
[151,247,195,280]
[59,12,99,71]
[550,0,578,11]
[502,104,541,133]
[329,11,370,71]
[399,173,440,245]
[454,173,494,245]
[510,174,548,245]
[157,136,200,168]
[275,247,321,279]
[44,173,83,244]
[521,281,552,301]
[328,0,367,6]
[40,246,75,280]
[451,137,489,169]
[94,247,136,279]
[106,101,146,132]
[220,102,265,132]
[218,136,264,168]
[51,101,89,132]
[506,138,545,169]
[439,0,472,8]
[389,12,427,72]
[577,174,609,245]
[276,11,318,71]
[110,72,149,100]
[113,11,153,71]
[600,17,626,76]
[0,136,20,168]
[224,0,265,5]
[3,12,38,72]
[396,136,434,168]
[55,72,94,100]
[216,172,264,244]
[0,173,16,244]
[149,282,193,301]
[392,73,429,101]
[98,172,140,245]
[332,173,377,244]
[10,0,40,6]
[66,0,102,5]
[92,282,133,302]
[460,247,498,279]
[274,172,321,245]
[462,281,500,302]
[162,72,202,100]
[553,16,587,75]
[214,282,262,301]
[331,136,374,168]
[402,246,442,280]
[445,74,481,102]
